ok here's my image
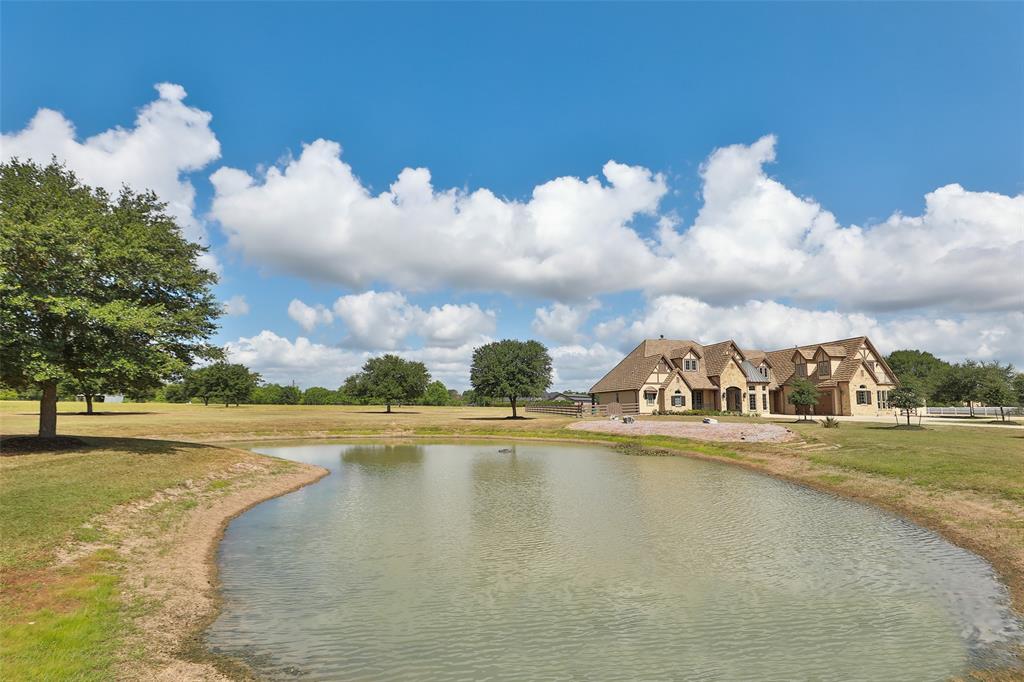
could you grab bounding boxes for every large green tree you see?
[470,339,552,418]
[885,350,950,402]
[786,378,820,421]
[205,363,261,406]
[933,361,985,416]
[349,354,430,412]
[0,160,221,437]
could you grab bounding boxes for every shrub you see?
[820,416,840,428]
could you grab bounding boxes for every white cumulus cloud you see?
[1,83,222,269]
[210,139,666,298]
[532,299,601,344]
[330,290,495,349]
[595,295,1024,367]
[209,134,1021,313]
[288,299,334,332]
[222,295,250,316]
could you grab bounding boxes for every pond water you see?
[206,442,1023,680]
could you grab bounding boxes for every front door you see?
[725,386,742,412]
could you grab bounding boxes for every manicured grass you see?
[771,419,1024,502]
[0,438,245,572]
[1,551,123,682]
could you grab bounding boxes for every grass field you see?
[2,400,1023,679]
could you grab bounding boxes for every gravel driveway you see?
[567,418,796,443]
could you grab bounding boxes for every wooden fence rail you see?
[525,402,639,417]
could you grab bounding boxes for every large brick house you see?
[589,336,899,416]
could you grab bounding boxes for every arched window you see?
[671,390,685,407]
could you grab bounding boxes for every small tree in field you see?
[422,380,450,406]
[350,354,430,413]
[889,386,923,426]
[208,363,261,406]
[786,378,819,421]
[470,340,552,418]
[1,160,221,437]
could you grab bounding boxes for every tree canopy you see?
[0,159,221,436]
[885,350,950,402]
[786,377,819,420]
[348,354,430,412]
[422,380,450,406]
[470,339,552,418]
[888,386,923,426]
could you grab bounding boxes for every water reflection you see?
[207,443,1024,681]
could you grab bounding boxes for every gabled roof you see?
[819,344,848,358]
[740,360,770,384]
[670,343,703,359]
[702,340,744,377]
[590,341,675,393]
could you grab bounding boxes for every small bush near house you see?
[820,417,840,428]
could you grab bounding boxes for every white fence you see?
[525,402,639,417]
[926,406,1021,417]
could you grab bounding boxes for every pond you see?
[206,442,1023,680]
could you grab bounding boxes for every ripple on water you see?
[206,443,1024,681]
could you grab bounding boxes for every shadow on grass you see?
[865,424,929,431]
[15,411,156,417]
[459,416,534,421]
[348,410,422,415]
[0,434,211,457]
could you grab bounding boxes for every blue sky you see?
[3,2,1022,389]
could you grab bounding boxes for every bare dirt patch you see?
[568,418,797,443]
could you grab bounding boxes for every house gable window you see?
[796,363,807,377]
[671,391,684,407]
[644,390,657,406]
[759,365,769,379]
[683,359,698,371]
[818,361,831,377]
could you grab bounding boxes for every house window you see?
[683,359,698,371]
[672,391,684,407]
[759,365,769,379]
[877,390,889,409]
[818,362,830,377]
[644,390,657,406]
[762,394,768,411]
[796,363,807,377]
[692,391,704,409]
[749,394,757,411]
[856,390,871,405]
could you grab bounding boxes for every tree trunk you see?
[85,394,94,415]
[510,396,517,418]
[968,401,975,417]
[386,403,392,413]
[906,411,911,426]
[1000,406,1006,422]
[203,397,210,406]
[39,381,58,438]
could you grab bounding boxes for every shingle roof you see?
[702,340,743,377]
[819,344,848,358]
[589,343,666,393]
